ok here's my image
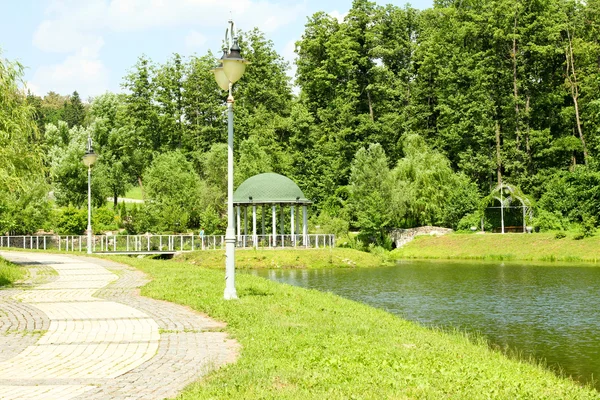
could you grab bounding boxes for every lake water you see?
[250,261,600,390]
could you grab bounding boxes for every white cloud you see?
[329,10,347,23]
[30,0,306,96]
[29,38,110,98]
[184,30,207,52]
[105,0,304,33]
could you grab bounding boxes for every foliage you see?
[578,213,597,239]
[0,53,48,235]
[534,210,566,232]
[63,91,86,128]
[54,207,87,235]
[314,211,350,237]
[112,256,600,399]
[539,167,600,225]
[457,212,482,232]
[16,0,600,237]
[391,135,479,229]
[93,207,118,232]
[348,143,392,245]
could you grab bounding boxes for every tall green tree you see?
[63,91,86,128]
[348,143,393,245]
[0,54,49,234]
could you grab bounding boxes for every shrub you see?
[457,212,481,232]
[534,210,565,232]
[315,211,350,237]
[555,231,567,239]
[54,207,87,235]
[93,207,118,233]
[578,214,597,239]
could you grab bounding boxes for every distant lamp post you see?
[211,20,250,300]
[82,135,98,254]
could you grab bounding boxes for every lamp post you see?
[212,20,250,300]
[82,135,98,254]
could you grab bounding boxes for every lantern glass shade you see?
[222,59,248,84]
[82,151,98,167]
[212,67,230,91]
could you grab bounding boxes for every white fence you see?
[0,234,335,253]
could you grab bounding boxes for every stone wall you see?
[390,226,453,248]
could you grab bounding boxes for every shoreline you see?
[391,232,600,264]
[107,255,599,398]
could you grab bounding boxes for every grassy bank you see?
[111,256,597,399]
[0,256,26,287]
[391,232,600,263]
[176,248,386,269]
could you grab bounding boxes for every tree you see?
[63,91,86,128]
[0,53,49,234]
[235,136,272,185]
[348,143,393,245]
[392,135,478,229]
[49,124,106,208]
[143,151,205,231]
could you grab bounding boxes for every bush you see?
[555,231,567,239]
[93,207,118,233]
[54,207,87,235]
[578,214,597,239]
[122,203,159,234]
[534,210,565,232]
[315,211,349,237]
[457,212,481,232]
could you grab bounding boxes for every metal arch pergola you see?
[483,183,533,233]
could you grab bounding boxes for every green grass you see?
[391,232,600,263]
[176,248,387,269]
[109,256,599,399]
[124,186,144,200]
[0,257,26,287]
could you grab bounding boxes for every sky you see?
[1,0,433,100]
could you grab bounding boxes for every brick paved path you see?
[0,251,238,400]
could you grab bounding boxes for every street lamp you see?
[211,20,250,300]
[82,135,97,254]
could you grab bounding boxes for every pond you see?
[250,261,600,390]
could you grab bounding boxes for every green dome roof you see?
[233,173,311,204]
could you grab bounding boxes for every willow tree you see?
[0,53,49,234]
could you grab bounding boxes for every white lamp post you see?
[212,20,250,300]
[82,135,98,254]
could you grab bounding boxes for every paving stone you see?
[0,251,239,400]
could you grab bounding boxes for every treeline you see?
[3,0,600,244]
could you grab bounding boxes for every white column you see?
[236,206,241,244]
[280,204,285,247]
[262,205,266,236]
[252,204,257,248]
[291,206,295,246]
[303,205,308,247]
[244,206,248,247]
[272,205,277,247]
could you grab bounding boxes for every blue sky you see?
[1,0,433,99]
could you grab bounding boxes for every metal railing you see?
[0,234,335,253]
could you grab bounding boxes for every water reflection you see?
[250,261,600,390]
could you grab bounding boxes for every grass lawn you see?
[110,256,598,399]
[0,256,26,287]
[391,232,600,263]
[176,248,387,269]
[124,186,144,200]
